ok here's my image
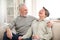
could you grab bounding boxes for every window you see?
[6,0,25,23]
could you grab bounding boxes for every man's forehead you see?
[20,5,27,9]
[22,5,27,8]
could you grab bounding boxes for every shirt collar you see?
[37,18,47,22]
[20,15,27,18]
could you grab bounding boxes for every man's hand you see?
[6,28,13,39]
[47,21,52,28]
[32,35,40,39]
[18,36,22,40]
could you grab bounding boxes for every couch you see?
[51,20,60,40]
[0,20,60,40]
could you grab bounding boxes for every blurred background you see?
[0,0,60,26]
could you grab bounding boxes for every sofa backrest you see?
[52,21,60,40]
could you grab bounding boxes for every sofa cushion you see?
[52,22,60,40]
[0,26,6,40]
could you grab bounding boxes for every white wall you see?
[25,0,60,19]
[0,0,60,26]
[25,0,32,16]
[0,0,7,26]
[43,0,60,19]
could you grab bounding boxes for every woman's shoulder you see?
[32,20,39,23]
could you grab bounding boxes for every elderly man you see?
[3,4,36,40]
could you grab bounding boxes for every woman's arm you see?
[41,21,53,40]
[21,27,32,39]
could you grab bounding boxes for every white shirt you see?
[22,19,52,40]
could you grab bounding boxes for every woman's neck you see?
[39,17,45,21]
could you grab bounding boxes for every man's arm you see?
[6,19,16,39]
[6,27,13,39]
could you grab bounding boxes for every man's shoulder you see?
[44,17,50,22]
[27,15,37,20]
[13,16,20,21]
[15,16,21,19]
[27,15,33,17]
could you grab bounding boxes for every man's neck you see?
[20,15,26,17]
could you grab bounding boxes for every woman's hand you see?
[32,35,40,39]
[18,36,22,40]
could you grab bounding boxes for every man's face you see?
[19,5,28,16]
[39,8,46,18]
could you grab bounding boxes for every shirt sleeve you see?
[21,20,36,39]
[22,27,32,39]
[41,27,53,40]
[8,19,16,30]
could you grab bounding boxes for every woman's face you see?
[39,8,46,18]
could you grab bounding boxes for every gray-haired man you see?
[3,4,36,40]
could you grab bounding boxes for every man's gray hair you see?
[18,3,25,9]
